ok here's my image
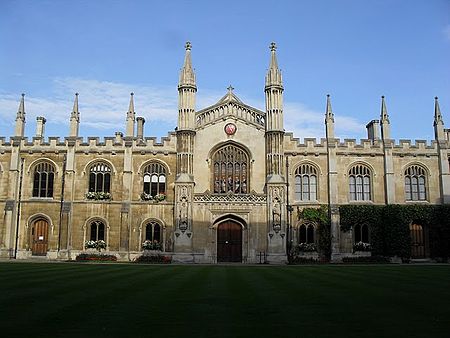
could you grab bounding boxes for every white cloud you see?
[284,102,365,141]
[0,77,365,140]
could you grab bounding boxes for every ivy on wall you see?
[297,206,331,258]
[339,204,450,258]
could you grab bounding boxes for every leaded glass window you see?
[405,165,427,201]
[90,220,105,241]
[32,162,55,198]
[143,163,166,196]
[299,224,315,244]
[349,165,371,201]
[89,163,111,193]
[212,144,249,194]
[294,164,317,201]
[145,221,161,242]
[354,224,369,243]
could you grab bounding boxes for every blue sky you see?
[0,0,449,142]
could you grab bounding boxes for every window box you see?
[142,240,162,251]
[140,192,166,202]
[85,192,111,200]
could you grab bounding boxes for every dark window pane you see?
[47,173,54,197]
[104,173,111,193]
[299,225,306,243]
[146,224,152,241]
[362,224,369,243]
[33,172,40,197]
[97,223,105,241]
[354,224,361,243]
[154,224,161,242]
[307,225,314,244]
[89,173,96,192]
[40,172,47,197]
[90,223,97,241]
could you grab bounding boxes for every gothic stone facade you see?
[0,42,449,263]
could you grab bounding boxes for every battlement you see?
[0,132,178,154]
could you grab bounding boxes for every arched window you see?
[212,144,249,194]
[354,224,369,243]
[90,220,105,241]
[89,163,111,193]
[143,163,166,196]
[294,164,318,201]
[32,162,55,198]
[405,165,427,201]
[145,221,162,242]
[349,165,371,201]
[299,224,315,244]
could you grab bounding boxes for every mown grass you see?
[0,263,449,338]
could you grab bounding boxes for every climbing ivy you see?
[339,204,450,259]
[297,206,331,259]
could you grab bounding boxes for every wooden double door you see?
[32,220,49,256]
[217,221,242,263]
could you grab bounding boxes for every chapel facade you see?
[0,42,449,263]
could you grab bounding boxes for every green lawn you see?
[1,263,449,338]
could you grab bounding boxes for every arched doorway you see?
[410,223,425,258]
[31,219,49,256]
[217,220,242,262]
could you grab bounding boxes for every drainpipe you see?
[57,154,67,253]
[285,155,292,258]
[14,158,24,259]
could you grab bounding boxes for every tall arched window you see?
[405,165,427,201]
[143,163,166,196]
[90,220,105,241]
[212,144,249,194]
[145,221,161,242]
[89,163,111,193]
[33,162,55,198]
[349,165,371,201]
[299,224,315,244]
[354,224,369,243]
[294,164,318,201]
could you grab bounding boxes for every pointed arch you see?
[348,162,372,201]
[404,163,428,201]
[293,161,320,201]
[210,142,251,194]
[27,158,61,175]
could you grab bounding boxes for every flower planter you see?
[143,249,163,256]
[297,251,319,260]
[353,251,372,257]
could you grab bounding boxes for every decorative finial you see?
[227,85,234,94]
[185,41,192,50]
[435,96,438,100]
[130,92,134,96]
[75,92,79,96]
[21,93,25,98]
[270,42,277,51]
[327,94,330,98]
[381,95,385,99]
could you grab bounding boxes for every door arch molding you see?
[214,216,245,263]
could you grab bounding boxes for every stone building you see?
[0,42,449,263]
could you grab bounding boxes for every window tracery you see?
[405,165,427,201]
[294,164,317,201]
[349,165,371,201]
[212,144,249,194]
[32,162,55,198]
[143,163,166,196]
[89,163,111,193]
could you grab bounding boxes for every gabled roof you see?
[196,87,266,130]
